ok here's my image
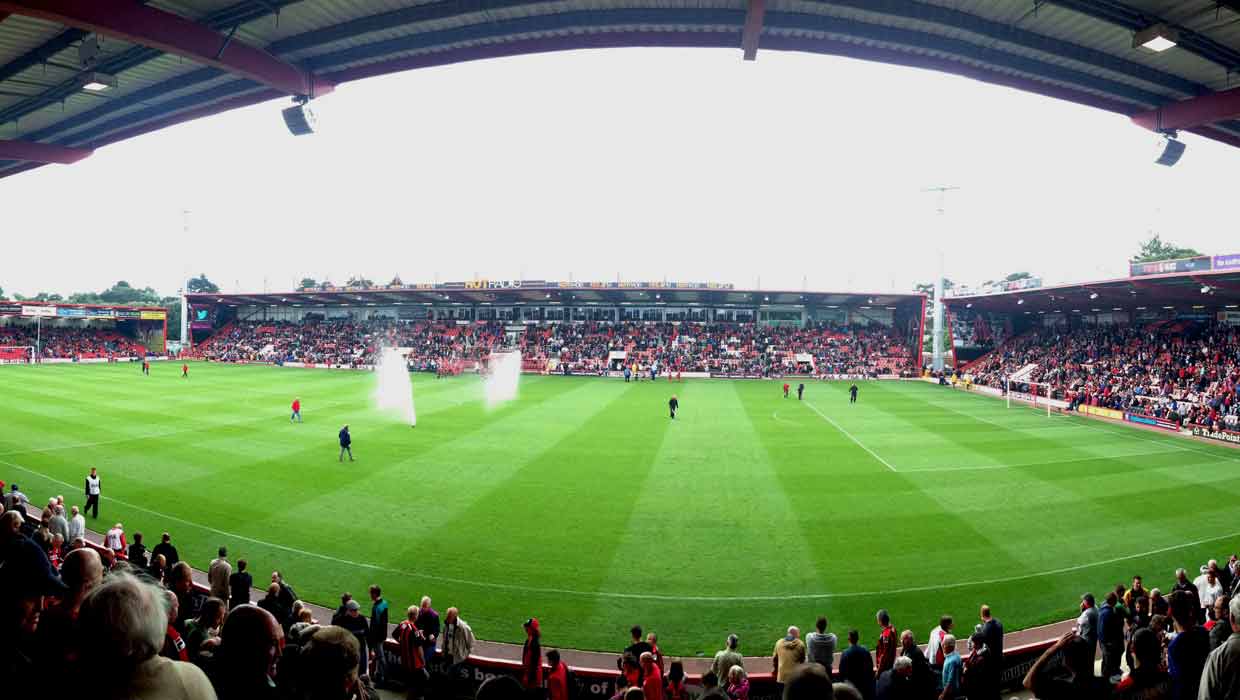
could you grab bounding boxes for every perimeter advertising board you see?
[21,305,56,317]
[1214,253,1240,271]
[1192,427,1240,445]
[1129,256,1211,277]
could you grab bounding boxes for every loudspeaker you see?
[282,103,318,136]
[1154,136,1185,166]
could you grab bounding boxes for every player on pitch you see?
[668,395,679,420]
[783,382,790,399]
[849,383,859,404]
[291,397,302,423]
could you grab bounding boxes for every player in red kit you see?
[291,397,302,423]
[783,382,790,398]
[181,363,189,378]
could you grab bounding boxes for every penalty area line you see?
[804,401,898,473]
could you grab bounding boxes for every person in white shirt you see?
[104,522,125,554]
[1196,568,1225,620]
[67,505,86,542]
[927,615,953,669]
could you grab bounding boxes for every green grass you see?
[2,362,1238,657]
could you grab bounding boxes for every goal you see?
[1005,377,1054,417]
[0,346,35,364]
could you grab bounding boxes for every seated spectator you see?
[547,649,569,700]
[1023,631,1107,699]
[185,596,227,662]
[258,582,288,624]
[666,661,688,700]
[725,665,749,700]
[0,515,68,688]
[128,531,149,569]
[36,546,101,666]
[782,662,833,700]
[1200,596,1240,699]
[876,655,915,700]
[1115,628,1171,700]
[76,571,215,699]
[699,671,728,700]
[289,625,376,700]
[168,561,198,630]
[162,589,189,661]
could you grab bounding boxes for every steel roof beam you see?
[0,136,91,162]
[741,0,765,61]
[1131,85,1240,131]
[0,0,331,97]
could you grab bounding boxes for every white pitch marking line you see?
[804,400,897,473]
[3,455,1238,602]
[899,448,1197,473]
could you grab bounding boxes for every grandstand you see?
[0,300,168,363]
[185,280,926,378]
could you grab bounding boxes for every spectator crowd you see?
[0,325,147,360]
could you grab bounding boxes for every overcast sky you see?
[2,48,1237,299]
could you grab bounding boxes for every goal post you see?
[0,346,35,364]
[1004,376,1053,417]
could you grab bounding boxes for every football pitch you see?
[2,362,1239,655]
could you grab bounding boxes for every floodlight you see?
[1017,298,1024,305]
[1155,135,1186,167]
[81,71,117,91]
[1201,285,1212,294]
[1134,24,1178,52]
[282,101,318,136]
[1089,292,1098,299]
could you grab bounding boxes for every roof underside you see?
[943,268,1240,313]
[4,0,1240,178]
[187,286,923,308]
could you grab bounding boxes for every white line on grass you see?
[2,455,1237,602]
[899,448,1189,473]
[803,401,897,472]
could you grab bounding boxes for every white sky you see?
[2,47,1237,299]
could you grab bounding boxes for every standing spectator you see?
[1210,595,1232,650]
[666,661,688,700]
[148,553,168,585]
[1197,569,1226,621]
[104,522,126,556]
[700,671,728,700]
[76,572,215,700]
[127,531,149,569]
[1126,576,1150,610]
[876,656,915,700]
[521,618,542,696]
[66,505,85,543]
[806,616,838,671]
[1174,569,1201,612]
[47,502,69,544]
[1114,628,1171,700]
[1167,590,1210,700]
[874,610,897,677]
[229,559,252,610]
[927,616,952,670]
[1022,631,1109,699]
[1153,588,1170,617]
[1200,596,1240,700]
[1100,591,1126,680]
[332,593,353,626]
[641,651,664,700]
[368,585,388,684]
[625,625,653,659]
[1077,593,1099,650]
[208,604,284,700]
[152,532,180,568]
[978,605,1002,661]
[272,570,299,618]
[547,649,569,700]
[3,482,28,512]
[773,625,806,685]
[415,596,439,666]
[839,629,876,700]
[899,630,934,697]
[440,606,475,666]
[711,634,743,682]
[394,606,427,699]
[336,600,370,679]
[725,666,749,700]
[647,632,664,673]
[938,635,962,700]
[208,547,231,607]
[962,632,998,700]
[83,467,101,519]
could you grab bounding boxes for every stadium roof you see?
[5,1,1240,179]
[187,284,923,308]
[942,267,1240,314]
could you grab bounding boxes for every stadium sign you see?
[21,305,56,317]
[114,310,142,319]
[1129,255,1211,277]
[1214,253,1240,271]
[139,310,167,320]
[1124,413,1179,431]
[1192,426,1240,445]
[0,303,21,316]
[1219,311,1240,327]
[56,307,87,317]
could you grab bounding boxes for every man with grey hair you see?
[939,634,962,700]
[1200,595,1240,699]
[66,505,85,545]
[46,499,69,543]
[440,606,475,665]
[712,634,743,683]
[76,571,215,698]
[876,656,915,700]
[773,625,807,685]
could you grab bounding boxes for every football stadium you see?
[4,2,1240,700]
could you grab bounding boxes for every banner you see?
[1079,405,1124,420]
[1129,256,1211,277]
[115,310,141,319]
[1213,253,1240,271]
[21,305,56,317]
[56,307,87,317]
[139,310,167,320]
[1124,413,1180,431]
[86,308,116,318]
[0,303,21,316]
[1192,426,1240,445]
[1218,311,1240,327]
[190,321,213,330]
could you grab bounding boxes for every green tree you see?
[0,286,5,300]
[187,274,220,294]
[1004,272,1032,282]
[913,279,954,298]
[299,277,318,289]
[1130,234,1202,263]
[345,276,374,288]
[97,281,160,305]
[161,296,182,337]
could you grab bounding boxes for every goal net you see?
[1005,378,1054,417]
[0,346,35,364]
